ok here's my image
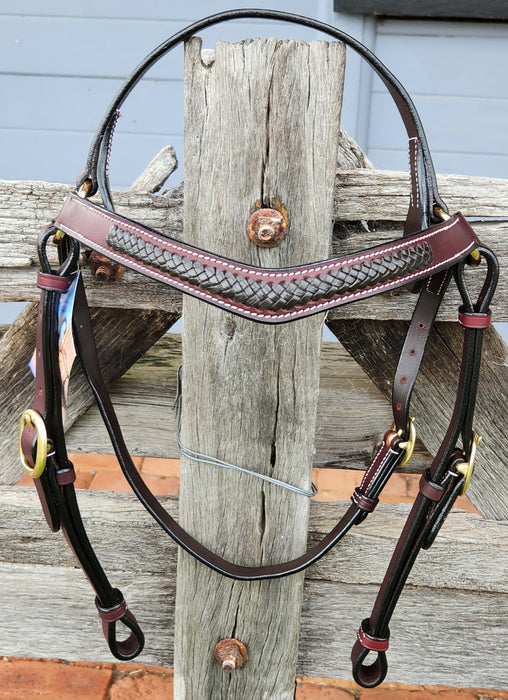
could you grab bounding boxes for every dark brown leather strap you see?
[351,246,498,687]
[54,194,479,323]
[20,228,145,661]
[76,8,448,229]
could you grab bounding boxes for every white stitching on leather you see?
[58,197,475,321]
[65,195,464,280]
[408,136,420,210]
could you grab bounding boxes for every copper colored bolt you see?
[214,638,248,673]
[89,251,125,282]
[246,207,287,248]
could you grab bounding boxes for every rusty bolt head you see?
[214,638,248,673]
[88,251,125,283]
[246,207,287,248]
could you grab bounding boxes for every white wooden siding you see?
[0,2,340,189]
[365,18,508,177]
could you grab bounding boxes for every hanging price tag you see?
[29,272,80,418]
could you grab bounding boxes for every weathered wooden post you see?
[174,37,345,697]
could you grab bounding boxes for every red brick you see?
[295,680,354,698]
[0,658,112,700]
[141,457,180,478]
[379,472,415,502]
[69,452,143,473]
[15,474,34,487]
[88,470,132,492]
[109,669,173,699]
[314,468,362,499]
[141,474,180,495]
[361,688,434,700]
[433,692,478,700]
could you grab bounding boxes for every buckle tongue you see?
[387,417,416,468]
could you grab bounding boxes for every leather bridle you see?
[18,10,499,688]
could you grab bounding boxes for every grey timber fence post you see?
[174,36,345,698]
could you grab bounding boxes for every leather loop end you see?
[96,592,145,661]
[351,620,389,688]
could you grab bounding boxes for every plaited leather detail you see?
[107,225,432,312]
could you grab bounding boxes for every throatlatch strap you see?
[70,273,407,579]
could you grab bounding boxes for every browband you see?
[55,193,478,323]
[19,8,499,690]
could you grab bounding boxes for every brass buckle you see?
[387,417,416,468]
[456,431,482,495]
[78,179,92,198]
[19,409,48,479]
[434,205,451,222]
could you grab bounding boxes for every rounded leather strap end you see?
[96,592,145,661]
[351,619,389,688]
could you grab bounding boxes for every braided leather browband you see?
[19,8,500,691]
[54,193,479,322]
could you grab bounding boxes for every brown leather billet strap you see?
[76,9,447,228]
[54,194,479,323]
[391,269,452,431]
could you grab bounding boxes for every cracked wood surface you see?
[173,37,345,700]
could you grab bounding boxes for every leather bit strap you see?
[19,228,145,661]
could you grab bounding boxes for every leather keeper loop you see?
[56,467,76,486]
[419,469,445,502]
[351,488,379,513]
[458,309,491,329]
[96,595,128,623]
[37,272,72,293]
[357,619,390,652]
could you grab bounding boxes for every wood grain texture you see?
[0,151,180,485]
[0,307,178,485]
[59,332,431,473]
[174,38,345,699]
[1,486,506,687]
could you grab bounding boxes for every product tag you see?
[29,272,80,416]
[57,272,79,412]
